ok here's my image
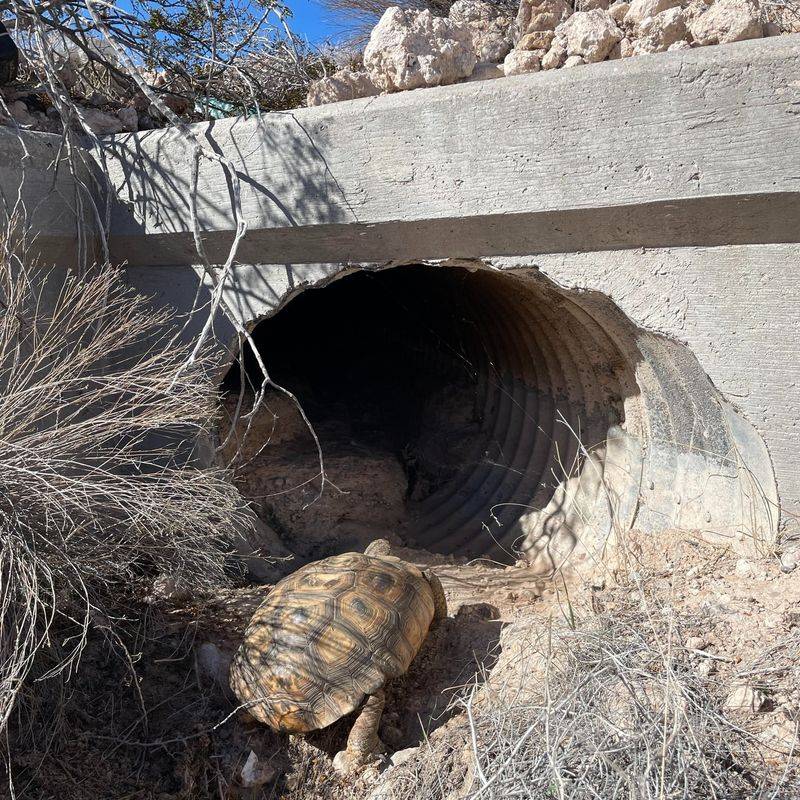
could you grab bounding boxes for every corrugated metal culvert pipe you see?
[224,263,778,571]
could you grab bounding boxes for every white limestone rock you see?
[619,35,636,55]
[77,106,124,135]
[556,9,623,62]
[688,0,763,45]
[725,684,766,713]
[117,106,139,132]
[564,53,587,65]
[624,0,682,26]
[517,29,557,50]
[9,100,35,126]
[240,751,275,788]
[364,7,477,92]
[448,0,514,62]
[515,0,571,40]
[503,48,542,75]
[307,68,380,106]
[609,1,631,23]
[541,35,568,67]
[634,7,688,52]
[668,38,692,49]
[464,61,505,81]
[577,0,612,9]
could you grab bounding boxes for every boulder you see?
[688,0,763,44]
[503,48,543,75]
[364,7,477,92]
[9,100,35,126]
[556,9,623,62]
[518,29,557,49]
[541,36,568,68]
[117,106,139,132]
[609,1,630,23]
[515,0,571,40]
[668,38,692,49]
[624,0,682,26]
[634,7,688,52]
[464,61,506,81]
[307,68,380,106]
[448,0,514,62]
[564,53,587,66]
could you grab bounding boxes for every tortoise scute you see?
[229,552,437,733]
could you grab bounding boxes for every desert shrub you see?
[3,0,331,119]
[386,593,797,800]
[0,248,246,742]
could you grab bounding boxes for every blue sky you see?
[286,0,336,44]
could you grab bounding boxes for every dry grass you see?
[383,574,798,800]
[0,249,247,753]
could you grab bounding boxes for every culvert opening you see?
[221,264,641,565]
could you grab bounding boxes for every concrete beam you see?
[100,36,800,267]
[0,128,102,266]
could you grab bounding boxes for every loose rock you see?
[77,106,125,135]
[464,61,505,81]
[541,36,568,68]
[564,54,587,66]
[725,684,766,713]
[688,0,763,45]
[240,751,275,788]
[557,9,624,62]
[515,0,571,39]
[364,7,477,92]
[503,48,543,75]
[448,0,514,62]
[624,0,682,26]
[9,100,35,126]
[609,1,631,23]
[307,68,380,106]
[634,7,687,53]
[117,106,139,132]
[518,29,557,50]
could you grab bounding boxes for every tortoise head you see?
[363,538,392,557]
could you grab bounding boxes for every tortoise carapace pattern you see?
[229,551,437,733]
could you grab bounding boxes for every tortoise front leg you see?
[332,689,386,773]
[424,569,448,625]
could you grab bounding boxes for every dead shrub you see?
[0,250,246,744]
[385,587,798,800]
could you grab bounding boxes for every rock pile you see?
[0,65,192,136]
[307,0,798,106]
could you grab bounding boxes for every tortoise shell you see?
[229,552,436,734]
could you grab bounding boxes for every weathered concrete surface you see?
[3,36,797,558]
[101,36,800,266]
[108,36,800,555]
[0,128,102,266]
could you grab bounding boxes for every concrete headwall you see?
[4,36,799,562]
[0,128,102,266]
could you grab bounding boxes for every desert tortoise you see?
[229,539,447,772]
